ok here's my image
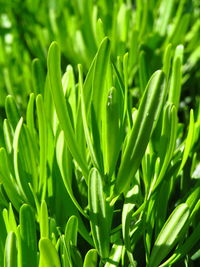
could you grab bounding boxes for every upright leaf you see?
[47,42,88,175]
[20,204,37,267]
[4,232,18,267]
[83,249,98,267]
[88,168,111,258]
[115,70,165,196]
[39,238,61,267]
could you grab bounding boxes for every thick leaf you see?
[152,104,177,191]
[3,119,13,154]
[88,168,111,258]
[7,204,17,233]
[39,238,61,267]
[79,64,99,169]
[65,216,78,247]
[139,50,148,94]
[20,204,37,267]
[168,45,184,108]
[155,0,175,36]
[83,249,98,267]
[103,87,122,177]
[80,37,111,172]
[32,58,45,94]
[47,41,88,175]
[159,222,200,267]
[4,232,18,267]
[62,65,77,126]
[92,37,110,121]
[128,29,139,76]
[115,70,165,195]
[148,203,190,267]
[13,118,32,202]
[40,200,49,239]
[162,43,172,84]
[26,93,36,140]
[36,94,47,195]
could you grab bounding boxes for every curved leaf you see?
[148,203,190,267]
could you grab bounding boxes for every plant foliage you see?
[0,0,200,266]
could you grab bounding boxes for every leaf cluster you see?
[0,0,200,266]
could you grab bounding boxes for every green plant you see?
[0,0,200,266]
